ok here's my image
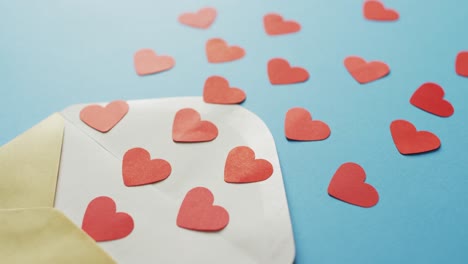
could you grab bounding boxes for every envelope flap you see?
[0,113,64,208]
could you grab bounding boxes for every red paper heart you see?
[344,56,390,84]
[177,187,229,232]
[224,146,273,183]
[172,108,218,143]
[178,7,217,29]
[203,76,246,104]
[364,0,399,21]
[206,38,245,63]
[455,51,468,77]
[82,196,134,242]
[410,82,454,117]
[390,120,441,155]
[263,13,301,36]
[328,162,379,208]
[134,49,175,76]
[285,107,331,141]
[122,147,172,186]
[268,58,309,85]
[80,100,129,133]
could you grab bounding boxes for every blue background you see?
[1,0,467,263]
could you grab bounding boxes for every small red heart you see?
[177,187,229,232]
[122,148,172,187]
[206,38,245,63]
[263,13,301,36]
[268,58,309,85]
[285,107,331,141]
[172,108,218,143]
[455,51,468,77]
[224,146,273,183]
[178,7,217,29]
[328,162,379,208]
[364,0,399,21]
[80,100,129,133]
[82,196,134,242]
[390,120,441,155]
[344,56,390,84]
[410,82,454,117]
[203,76,246,104]
[134,49,175,76]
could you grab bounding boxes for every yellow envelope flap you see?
[0,113,64,209]
[0,207,115,264]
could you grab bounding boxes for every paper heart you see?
[328,162,379,208]
[455,51,468,77]
[224,146,274,183]
[344,56,390,84]
[364,0,399,21]
[80,100,129,133]
[410,82,454,117]
[82,196,134,242]
[203,76,246,104]
[134,49,175,76]
[122,148,172,186]
[268,58,309,85]
[178,7,217,29]
[390,120,441,155]
[285,107,331,141]
[172,108,218,142]
[206,38,245,63]
[263,13,301,36]
[177,187,229,231]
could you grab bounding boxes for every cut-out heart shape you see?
[364,0,399,21]
[177,187,229,232]
[134,49,175,76]
[268,58,309,85]
[285,107,331,141]
[328,162,379,208]
[410,82,454,117]
[390,120,441,155]
[456,51,468,77]
[263,13,301,36]
[80,100,129,133]
[178,7,217,29]
[206,38,245,63]
[172,108,218,143]
[203,76,246,104]
[344,56,390,84]
[82,196,134,242]
[224,146,273,183]
[122,147,172,186]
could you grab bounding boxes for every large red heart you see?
[178,7,217,29]
[122,147,172,186]
[206,38,245,63]
[172,108,218,143]
[410,82,454,117]
[224,146,273,183]
[134,49,175,76]
[263,13,301,36]
[268,58,309,85]
[177,187,229,231]
[328,162,379,208]
[80,100,129,133]
[455,51,468,77]
[344,56,390,84]
[285,107,331,141]
[82,196,134,242]
[203,76,246,104]
[363,0,399,21]
[390,120,441,155]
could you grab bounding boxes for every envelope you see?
[0,97,295,264]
